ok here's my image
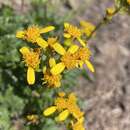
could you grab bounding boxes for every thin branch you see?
[87,7,122,41]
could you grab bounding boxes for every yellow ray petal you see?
[36,37,48,48]
[51,63,65,75]
[52,42,66,55]
[49,58,56,68]
[77,37,86,47]
[19,46,30,55]
[55,110,69,122]
[64,33,71,38]
[68,45,79,54]
[16,31,25,38]
[40,26,55,33]
[43,106,57,116]
[27,67,35,85]
[85,60,95,72]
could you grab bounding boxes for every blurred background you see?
[0,0,130,130]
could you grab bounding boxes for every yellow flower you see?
[50,45,79,75]
[75,47,95,72]
[64,23,81,38]
[43,72,62,88]
[76,47,91,61]
[43,58,62,88]
[16,25,55,48]
[127,0,130,4]
[43,92,84,121]
[20,46,40,85]
[80,20,95,37]
[26,114,39,124]
[64,23,86,47]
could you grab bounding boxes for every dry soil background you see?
[75,0,130,130]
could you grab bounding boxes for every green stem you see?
[87,7,122,41]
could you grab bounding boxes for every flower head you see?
[76,47,91,61]
[64,23,81,38]
[61,52,77,69]
[43,92,84,121]
[43,58,62,88]
[74,47,95,72]
[16,25,55,48]
[20,46,41,85]
[50,45,79,75]
[43,72,62,88]
[24,25,41,43]
[21,48,40,69]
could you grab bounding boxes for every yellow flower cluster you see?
[43,92,85,130]
[16,22,95,87]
